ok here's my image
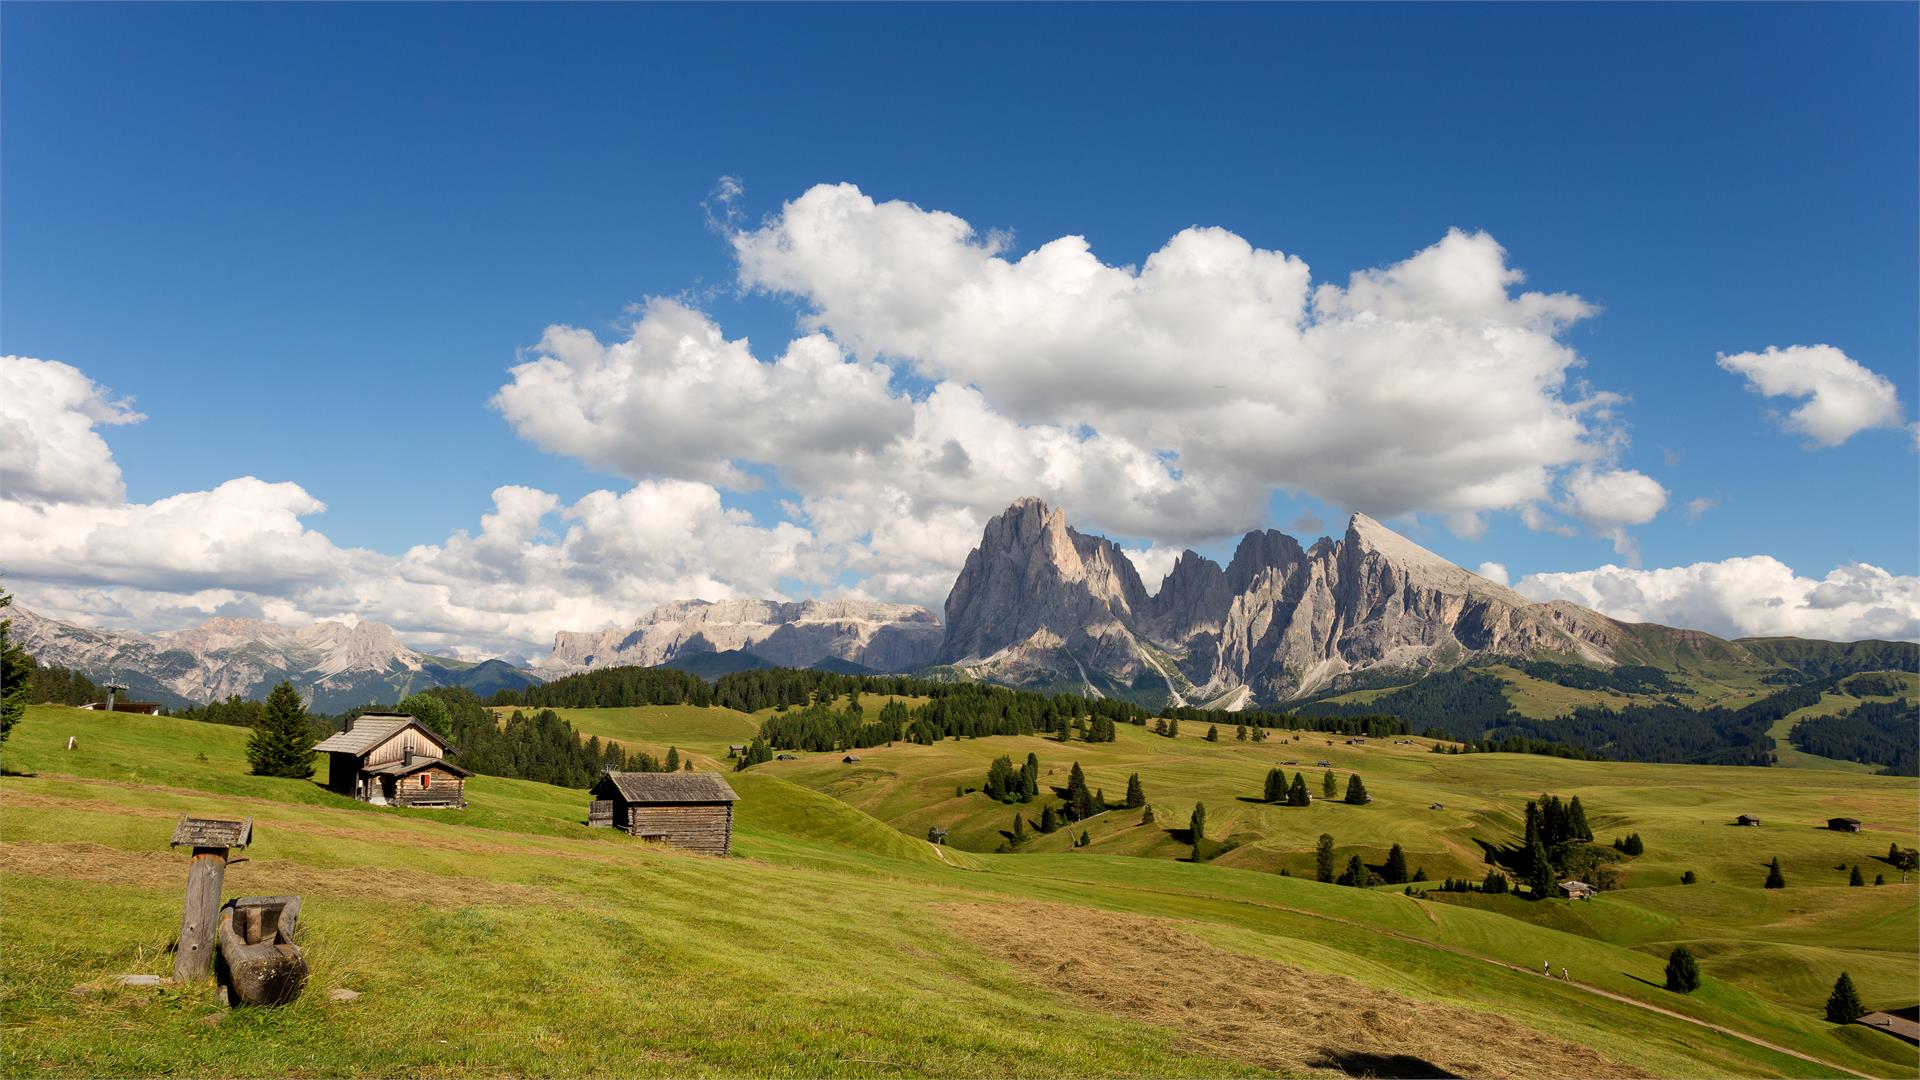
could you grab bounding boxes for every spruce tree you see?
[0,589,29,752]
[1140,804,1155,825]
[1384,843,1408,884]
[1623,833,1644,856]
[664,746,681,773]
[1875,874,1886,885]
[1764,856,1786,889]
[247,680,316,778]
[1567,795,1593,841]
[1527,838,1555,899]
[1022,753,1041,800]
[1322,769,1337,798]
[1849,865,1864,886]
[1206,724,1219,742]
[1040,804,1059,833]
[1077,830,1090,848]
[1315,833,1336,882]
[1264,767,1285,803]
[1012,811,1026,843]
[1124,772,1145,808]
[1189,802,1207,842]
[1288,772,1310,806]
[1664,946,1701,993]
[1167,718,1179,737]
[1824,972,1864,1024]
[1681,870,1696,884]
[1065,762,1095,821]
[1338,854,1369,887]
[1343,773,1369,805]
[1235,724,1247,741]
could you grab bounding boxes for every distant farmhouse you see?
[590,772,738,855]
[313,713,470,809]
[1558,880,1597,900]
[79,700,162,715]
[1828,817,1863,832]
[1735,814,1761,827]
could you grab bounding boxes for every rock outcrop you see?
[942,498,1722,705]
[546,598,942,674]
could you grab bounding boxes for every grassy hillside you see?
[3,705,1915,1078]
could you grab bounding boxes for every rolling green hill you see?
[3,704,1915,1078]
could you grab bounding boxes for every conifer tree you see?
[1095,787,1106,810]
[1825,972,1864,1024]
[1524,800,1542,852]
[1849,865,1864,886]
[664,746,681,773]
[1322,769,1337,798]
[0,589,29,752]
[247,680,316,778]
[1206,724,1219,742]
[1235,723,1247,741]
[1065,762,1095,820]
[1338,854,1370,887]
[1168,718,1180,738]
[1189,802,1207,842]
[1040,804,1059,833]
[1140,804,1155,825]
[1764,856,1786,889]
[1343,773,1369,805]
[1315,833,1336,882]
[1264,767,1286,803]
[1012,811,1026,843]
[1567,795,1593,841]
[1875,874,1886,885]
[1022,753,1041,800]
[1681,870,1696,884]
[1077,830,1090,848]
[1623,833,1644,856]
[1288,772,1310,806]
[1527,838,1555,899]
[1664,946,1700,993]
[1384,843,1408,884]
[1124,772,1145,809]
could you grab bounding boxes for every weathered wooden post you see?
[169,816,252,984]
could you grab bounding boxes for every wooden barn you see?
[311,713,470,809]
[1736,814,1762,826]
[1829,817,1864,832]
[1558,880,1597,900]
[589,772,738,855]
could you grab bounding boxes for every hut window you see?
[420,772,431,789]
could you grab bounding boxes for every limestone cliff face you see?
[942,498,1680,705]
[546,598,942,674]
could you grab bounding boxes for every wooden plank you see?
[172,848,228,982]
[170,816,251,849]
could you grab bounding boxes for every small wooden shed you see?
[312,713,470,808]
[1829,817,1863,832]
[1736,814,1762,826]
[590,772,738,855]
[1558,880,1597,900]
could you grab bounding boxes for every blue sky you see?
[3,3,1915,654]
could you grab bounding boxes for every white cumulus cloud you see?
[1516,558,1920,642]
[1718,344,1906,447]
[0,356,145,506]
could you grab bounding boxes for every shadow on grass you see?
[1308,1050,1462,1078]
[0,767,36,777]
[1622,972,1665,990]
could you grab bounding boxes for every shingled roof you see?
[312,715,445,757]
[601,772,738,804]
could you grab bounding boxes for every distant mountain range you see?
[7,607,540,713]
[14,496,1913,712]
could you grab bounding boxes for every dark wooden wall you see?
[623,803,733,855]
[391,766,466,808]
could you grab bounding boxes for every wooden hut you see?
[590,772,738,855]
[1558,880,1597,900]
[80,700,163,715]
[1735,814,1761,826]
[311,713,470,808]
[1829,817,1863,832]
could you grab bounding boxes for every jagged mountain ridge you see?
[941,497,1736,706]
[545,598,944,675]
[8,606,540,712]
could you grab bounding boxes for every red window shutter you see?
[421,772,431,789]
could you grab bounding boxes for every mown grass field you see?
[3,704,1916,1078]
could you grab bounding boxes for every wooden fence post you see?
[169,817,252,984]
